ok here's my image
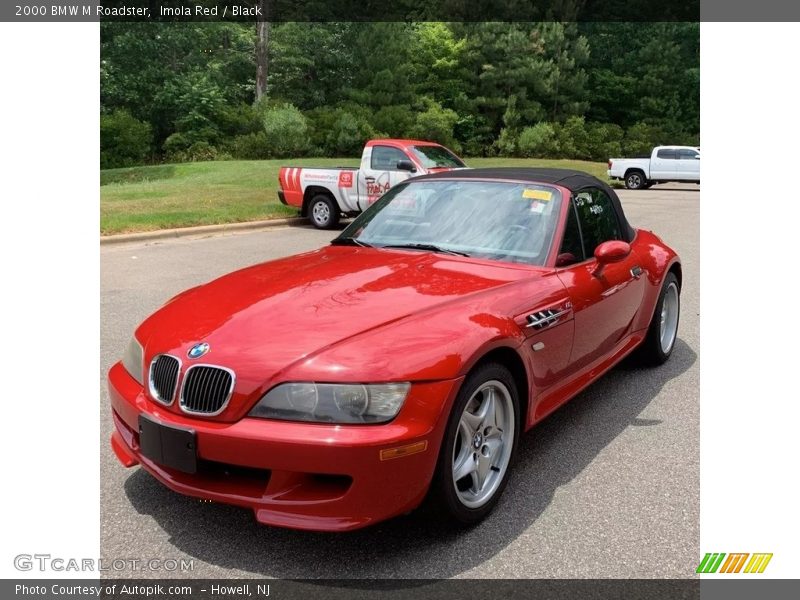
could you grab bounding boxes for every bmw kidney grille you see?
[179,365,235,415]
[148,354,181,405]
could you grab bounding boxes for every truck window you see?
[410,145,465,169]
[656,149,678,159]
[678,149,699,159]
[371,146,410,171]
[572,188,623,256]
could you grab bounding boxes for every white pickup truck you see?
[278,139,466,228]
[608,146,700,189]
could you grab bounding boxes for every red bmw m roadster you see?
[108,168,681,531]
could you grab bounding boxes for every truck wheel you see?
[309,194,339,229]
[625,170,647,190]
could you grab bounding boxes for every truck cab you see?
[607,145,700,189]
[278,139,465,228]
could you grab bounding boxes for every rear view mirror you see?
[396,160,417,173]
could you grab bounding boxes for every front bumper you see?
[277,190,287,205]
[108,362,459,531]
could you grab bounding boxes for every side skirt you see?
[526,331,646,430]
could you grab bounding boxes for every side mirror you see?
[694,155,700,159]
[396,159,417,173]
[592,240,631,276]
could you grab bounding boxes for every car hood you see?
[137,246,538,417]
[140,246,531,364]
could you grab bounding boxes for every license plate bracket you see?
[138,415,197,474]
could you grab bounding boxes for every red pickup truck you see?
[278,139,466,228]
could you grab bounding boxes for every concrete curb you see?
[100,217,306,245]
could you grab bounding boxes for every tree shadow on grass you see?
[101,164,177,186]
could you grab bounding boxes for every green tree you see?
[269,23,355,110]
[409,99,460,150]
[100,22,699,164]
[517,123,558,158]
[262,103,309,157]
[581,22,699,137]
[346,23,417,109]
[454,23,589,153]
[101,22,255,150]
[100,109,152,168]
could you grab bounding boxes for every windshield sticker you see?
[529,201,546,214]
[522,188,552,201]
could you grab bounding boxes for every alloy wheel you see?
[659,281,680,353]
[451,380,515,509]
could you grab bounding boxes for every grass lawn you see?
[100,157,611,235]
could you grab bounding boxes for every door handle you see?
[630,265,643,280]
[365,176,375,182]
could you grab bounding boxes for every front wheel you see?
[429,363,520,525]
[308,194,339,229]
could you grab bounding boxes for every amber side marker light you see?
[380,440,428,461]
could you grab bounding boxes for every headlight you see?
[121,336,144,386]
[248,382,411,424]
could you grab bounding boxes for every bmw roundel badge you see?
[187,342,210,359]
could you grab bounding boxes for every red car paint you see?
[108,176,680,531]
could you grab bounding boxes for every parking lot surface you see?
[100,184,699,578]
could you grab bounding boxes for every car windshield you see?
[410,145,466,169]
[336,180,563,266]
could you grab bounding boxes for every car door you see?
[556,188,647,372]
[357,145,416,210]
[676,148,700,181]
[650,148,678,180]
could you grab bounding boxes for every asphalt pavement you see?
[100,183,699,579]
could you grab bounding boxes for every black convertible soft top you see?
[412,167,635,242]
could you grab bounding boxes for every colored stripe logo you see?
[697,553,773,574]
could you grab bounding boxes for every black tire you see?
[635,272,681,366]
[428,362,520,526]
[624,170,647,190]
[308,194,339,229]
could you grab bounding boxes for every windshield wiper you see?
[331,237,373,248]
[381,243,470,257]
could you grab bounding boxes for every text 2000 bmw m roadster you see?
[108,168,681,531]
